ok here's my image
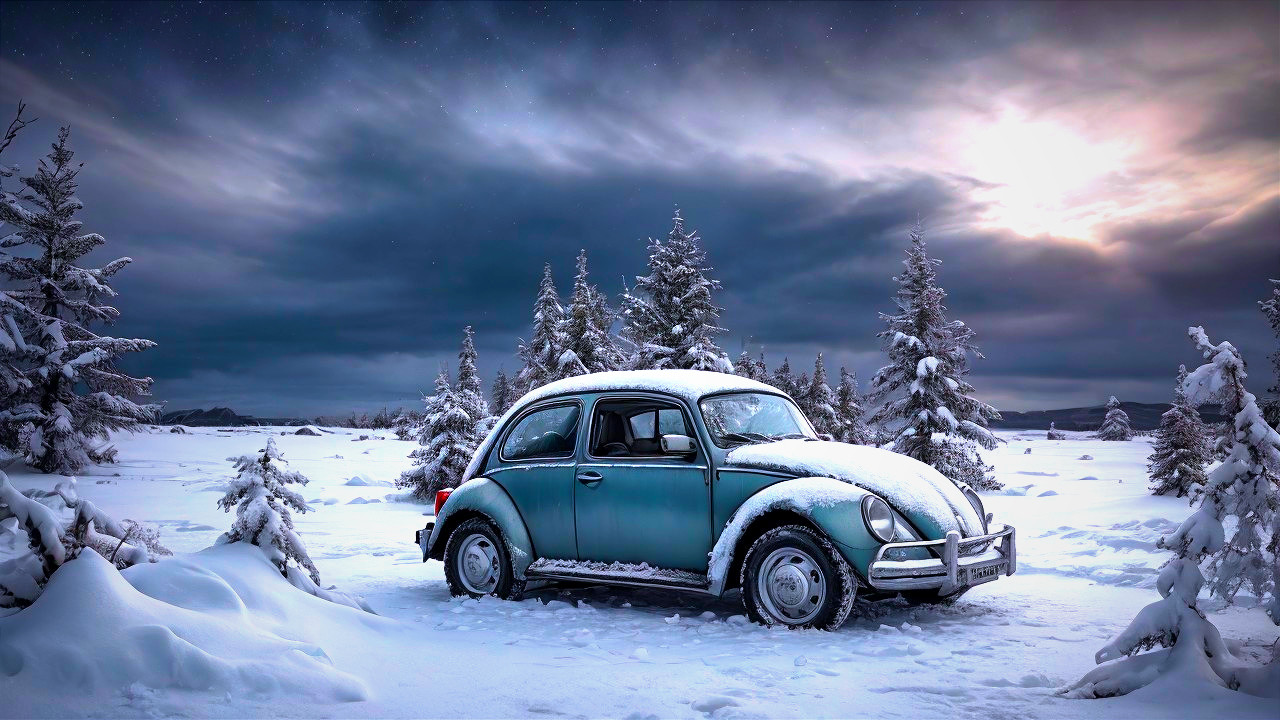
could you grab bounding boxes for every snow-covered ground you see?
[2,427,1276,718]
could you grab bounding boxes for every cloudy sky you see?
[1,1,1276,417]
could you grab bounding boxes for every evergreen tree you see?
[562,250,623,376]
[216,438,319,584]
[1046,422,1066,440]
[771,356,799,398]
[735,350,763,382]
[397,369,481,501]
[1148,366,1210,498]
[1096,396,1133,441]
[0,103,37,455]
[804,354,839,437]
[491,367,515,415]
[1261,279,1280,430]
[0,128,156,473]
[868,220,1001,489]
[516,264,572,394]
[835,367,873,445]
[620,208,732,372]
[1066,326,1280,698]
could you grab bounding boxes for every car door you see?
[574,394,712,572]
[484,400,582,560]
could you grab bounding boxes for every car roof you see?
[513,369,784,408]
[462,370,788,482]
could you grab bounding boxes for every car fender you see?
[425,477,536,580]
[707,476,880,595]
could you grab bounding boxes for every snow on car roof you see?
[462,370,786,483]
[516,369,783,407]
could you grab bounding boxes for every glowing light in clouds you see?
[963,109,1130,241]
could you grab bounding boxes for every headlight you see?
[861,495,896,543]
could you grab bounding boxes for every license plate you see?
[966,563,1003,585]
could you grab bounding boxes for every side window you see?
[502,404,580,461]
[591,399,692,458]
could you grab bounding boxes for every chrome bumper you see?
[867,524,1016,595]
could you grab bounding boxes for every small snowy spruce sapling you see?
[0,128,156,473]
[1148,366,1210,498]
[516,264,573,394]
[561,250,623,376]
[1064,326,1280,699]
[620,208,732,372]
[1096,396,1133,441]
[835,367,873,445]
[1261,279,1280,430]
[217,438,319,584]
[868,220,1001,489]
[803,354,839,437]
[1046,422,1066,440]
[735,350,768,383]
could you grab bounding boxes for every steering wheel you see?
[599,442,630,457]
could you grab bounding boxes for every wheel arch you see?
[426,477,536,579]
[707,476,876,595]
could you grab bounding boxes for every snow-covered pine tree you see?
[804,354,839,437]
[216,438,319,584]
[868,220,1001,489]
[620,208,732,372]
[516,264,572,394]
[1065,327,1280,698]
[1261,279,1280,430]
[491,368,515,416]
[735,350,763,382]
[771,356,799,398]
[1046,422,1066,440]
[0,103,37,455]
[562,250,623,376]
[835,367,873,445]
[0,128,156,473]
[397,368,480,501]
[456,325,495,440]
[1096,396,1133,441]
[1148,365,1210,498]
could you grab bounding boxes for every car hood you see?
[723,439,985,539]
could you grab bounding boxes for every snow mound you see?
[294,426,324,436]
[344,475,391,487]
[0,547,377,711]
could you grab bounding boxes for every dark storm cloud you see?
[0,0,1276,415]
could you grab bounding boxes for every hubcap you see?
[456,533,501,594]
[756,547,826,625]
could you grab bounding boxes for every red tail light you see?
[434,489,453,515]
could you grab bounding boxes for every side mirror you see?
[660,434,697,456]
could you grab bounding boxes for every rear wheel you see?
[740,525,855,630]
[444,517,522,600]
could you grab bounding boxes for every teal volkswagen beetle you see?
[416,370,1015,630]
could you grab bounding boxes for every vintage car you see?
[416,370,1015,629]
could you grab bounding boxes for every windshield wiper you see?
[720,432,772,446]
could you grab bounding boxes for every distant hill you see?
[991,402,1227,431]
[160,407,307,427]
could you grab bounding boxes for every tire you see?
[739,524,856,630]
[901,587,970,605]
[443,517,523,600]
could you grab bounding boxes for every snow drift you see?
[0,544,387,715]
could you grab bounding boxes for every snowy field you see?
[2,427,1276,719]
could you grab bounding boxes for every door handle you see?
[576,470,603,486]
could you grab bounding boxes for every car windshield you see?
[699,392,815,448]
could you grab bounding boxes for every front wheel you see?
[740,525,855,630]
[443,517,522,600]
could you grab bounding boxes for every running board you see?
[525,558,712,593]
